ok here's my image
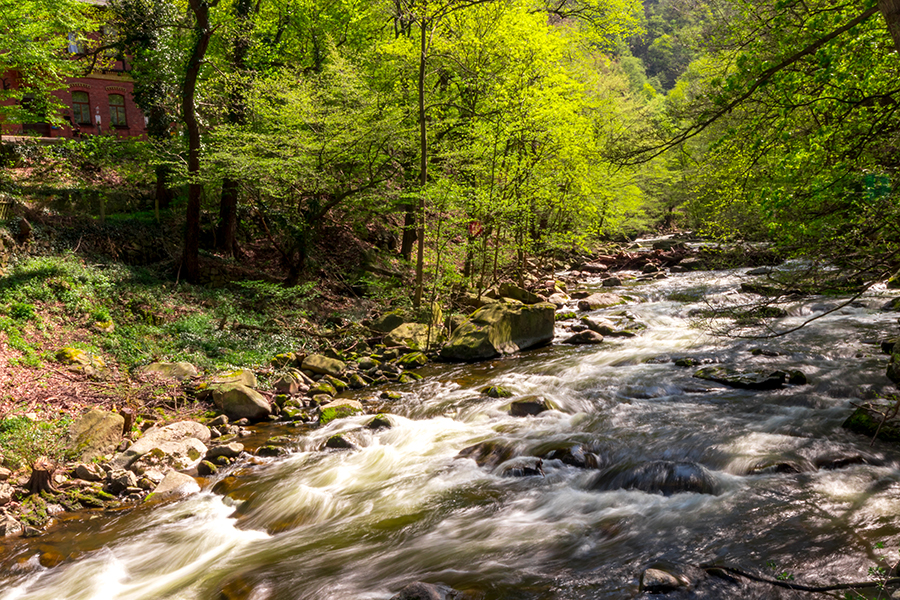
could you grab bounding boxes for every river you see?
[2,265,900,599]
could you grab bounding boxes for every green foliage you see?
[0,415,73,469]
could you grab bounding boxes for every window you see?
[72,91,91,125]
[67,33,84,54]
[109,94,127,127]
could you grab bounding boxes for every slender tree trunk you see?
[413,9,428,308]
[400,202,416,260]
[182,0,214,283]
[878,0,900,53]
[217,0,254,257]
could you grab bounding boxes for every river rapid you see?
[3,265,900,600]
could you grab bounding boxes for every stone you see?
[107,469,138,495]
[457,441,518,469]
[580,262,608,273]
[0,466,11,481]
[397,351,429,368]
[347,373,368,389]
[324,434,358,450]
[366,414,393,430]
[318,399,364,425]
[207,442,244,460]
[0,515,23,537]
[130,439,207,474]
[541,444,601,469]
[843,406,900,442]
[480,385,513,398]
[384,323,440,351]
[307,380,337,397]
[270,352,297,369]
[640,568,687,593]
[109,421,212,470]
[212,384,272,422]
[389,582,458,600]
[498,282,543,305]
[592,461,719,495]
[370,312,408,333]
[66,409,125,463]
[498,457,545,477]
[140,362,198,381]
[208,415,229,427]
[272,371,308,395]
[380,391,402,400]
[509,395,555,416]
[358,356,381,371]
[602,276,622,287]
[198,461,218,476]
[74,462,104,482]
[440,302,556,362]
[547,293,570,308]
[56,347,105,375]
[693,366,786,390]
[788,369,808,385]
[889,352,900,385]
[149,470,200,499]
[576,293,624,311]
[562,330,604,345]
[0,482,14,506]
[302,354,346,377]
[580,316,617,336]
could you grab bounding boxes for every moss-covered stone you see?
[441,302,556,362]
[843,406,900,442]
[318,399,364,426]
[323,375,349,392]
[480,385,514,398]
[307,380,337,397]
[398,372,423,384]
[384,323,441,351]
[397,351,429,368]
[301,354,346,377]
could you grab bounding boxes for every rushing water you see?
[3,267,900,600]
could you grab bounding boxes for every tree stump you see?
[27,456,58,495]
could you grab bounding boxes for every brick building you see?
[0,6,147,140]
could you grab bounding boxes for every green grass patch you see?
[0,416,73,470]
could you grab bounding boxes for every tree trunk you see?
[878,0,900,54]
[217,177,239,256]
[413,9,428,308]
[27,457,57,495]
[182,0,214,284]
[400,203,417,261]
[154,164,173,212]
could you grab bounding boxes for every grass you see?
[0,251,321,373]
[0,415,73,470]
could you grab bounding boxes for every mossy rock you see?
[843,406,900,442]
[56,347,106,375]
[323,375,349,392]
[480,385,514,398]
[397,351,429,368]
[318,399,364,426]
[346,373,368,389]
[270,352,298,369]
[366,414,393,430]
[380,391,402,400]
[256,445,286,457]
[301,354,346,377]
[384,323,441,351]
[398,372,423,384]
[308,380,337,397]
[556,311,577,321]
[140,362,199,381]
[281,406,307,421]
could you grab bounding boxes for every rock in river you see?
[693,366,786,390]
[440,302,555,362]
[592,460,720,496]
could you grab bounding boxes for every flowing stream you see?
[3,266,900,599]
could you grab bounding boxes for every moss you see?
[19,494,50,527]
[843,406,900,442]
[480,385,514,398]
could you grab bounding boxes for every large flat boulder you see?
[693,366,785,390]
[576,293,624,311]
[302,354,346,377]
[383,323,440,351]
[66,409,125,462]
[212,383,272,421]
[140,362,198,381]
[440,302,555,362]
[109,421,211,470]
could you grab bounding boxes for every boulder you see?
[149,470,200,499]
[547,293,570,308]
[480,385,513,398]
[56,347,106,376]
[843,406,900,442]
[270,352,299,369]
[272,371,308,395]
[580,316,617,336]
[397,351,429,368]
[66,409,125,462]
[107,469,138,494]
[390,582,458,600]
[562,330,604,345]
[0,466,11,481]
[576,293,624,311]
[301,354,346,377]
[0,515,23,537]
[140,362,198,381]
[0,482,14,506]
[457,441,519,469]
[459,293,498,309]
[693,366,786,390]
[640,562,703,593]
[109,421,211,470]
[370,312,408,333]
[130,439,208,474]
[440,302,555,362]
[209,369,257,388]
[206,442,244,460]
[318,399,364,426]
[384,323,438,351]
[212,384,272,421]
[497,457,545,477]
[602,276,622,287]
[74,462,105,482]
[498,282,542,305]
[540,444,602,469]
[509,395,555,417]
[592,461,720,496]
[888,352,900,385]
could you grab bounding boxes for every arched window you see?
[109,94,127,127]
[71,91,91,125]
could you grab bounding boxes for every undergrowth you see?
[0,415,73,470]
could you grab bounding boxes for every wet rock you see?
[358,356,381,371]
[881,298,900,311]
[814,451,881,470]
[198,460,218,476]
[307,380,337,397]
[480,385,513,398]
[302,354,346,377]
[346,373,368,389]
[208,415,229,427]
[366,414,394,430]
[540,444,601,469]
[206,442,244,460]
[0,515,23,537]
[576,293,624,311]
[390,582,459,600]
[580,262,608,274]
[212,384,272,422]
[509,395,555,417]
[498,457,544,477]
[787,369,808,385]
[140,362,198,381]
[693,366,786,390]
[746,266,774,276]
[256,445,286,457]
[457,441,518,469]
[441,302,555,362]
[65,409,125,463]
[380,391,402,400]
[498,282,543,305]
[324,433,358,450]
[602,276,622,287]
[639,562,705,593]
[149,470,200,499]
[580,316,617,335]
[563,330,604,345]
[592,461,720,495]
[888,352,900,385]
[398,351,429,368]
[843,406,900,442]
[318,399,364,426]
